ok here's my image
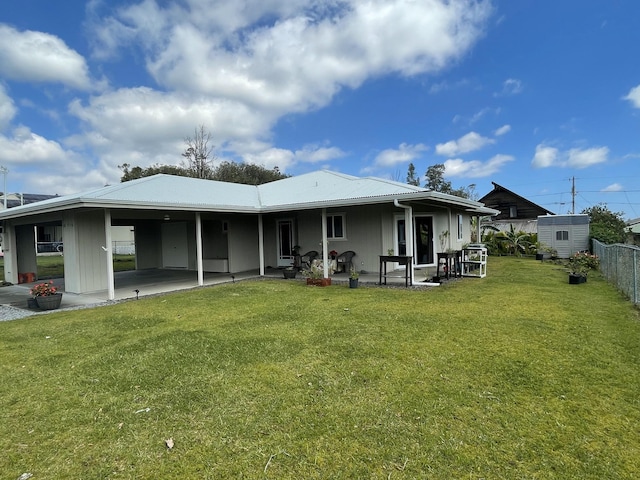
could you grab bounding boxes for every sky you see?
[1,0,639,219]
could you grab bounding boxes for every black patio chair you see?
[300,250,319,268]
[336,250,356,273]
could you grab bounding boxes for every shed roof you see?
[0,170,499,219]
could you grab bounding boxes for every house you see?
[479,182,554,234]
[626,218,640,246]
[0,170,499,298]
[537,214,590,258]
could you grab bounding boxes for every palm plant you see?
[496,224,532,256]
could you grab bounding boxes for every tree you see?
[212,161,288,185]
[581,204,627,245]
[406,163,420,186]
[119,125,289,185]
[424,164,452,193]
[119,163,187,182]
[181,125,215,179]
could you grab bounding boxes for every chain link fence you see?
[592,239,640,305]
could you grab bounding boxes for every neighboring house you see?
[537,214,590,258]
[626,218,640,246]
[0,192,134,254]
[0,193,59,254]
[0,170,498,298]
[479,182,554,234]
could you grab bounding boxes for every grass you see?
[0,256,639,478]
[0,254,135,280]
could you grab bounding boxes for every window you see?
[556,230,569,241]
[457,214,463,240]
[327,214,345,239]
[509,206,517,218]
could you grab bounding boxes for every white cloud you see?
[531,144,559,168]
[531,144,609,169]
[602,183,623,192]
[495,78,523,97]
[623,84,640,108]
[0,24,91,89]
[494,124,511,136]
[444,154,514,178]
[0,126,71,164]
[374,143,429,167]
[89,0,492,116]
[0,85,17,131]
[436,131,494,156]
[567,146,609,168]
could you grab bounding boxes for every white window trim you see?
[457,214,463,241]
[327,213,347,240]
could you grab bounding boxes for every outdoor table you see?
[379,255,412,287]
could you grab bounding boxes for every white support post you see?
[258,214,265,276]
[195,212,204,286]
[321,209,329,278]
[104,209,115,300]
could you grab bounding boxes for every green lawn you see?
[1,256,639,478]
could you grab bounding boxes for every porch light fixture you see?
[163,214,170,221]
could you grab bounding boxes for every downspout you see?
[393,199,414,284]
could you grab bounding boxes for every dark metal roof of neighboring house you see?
[479,182,554,219]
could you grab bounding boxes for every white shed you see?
[537,214,590,258]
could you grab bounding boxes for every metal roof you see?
[0,170,499,219]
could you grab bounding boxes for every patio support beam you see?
[104,209,115,300]
[258,214,265,276]
[394,199,414,284]
[321,208,329,278]
[195,212,204,286]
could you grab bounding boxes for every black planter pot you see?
[535,253,544,261]
[283,269,297,279]
[349,278,359,288]
[569,274,587,284]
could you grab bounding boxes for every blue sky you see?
[1,0,639,218]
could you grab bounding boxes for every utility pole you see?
[0,166,7,210]
[571,176,576,214]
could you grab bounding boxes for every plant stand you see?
[35,293,63,310]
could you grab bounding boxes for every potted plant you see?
[302,261,331,286]
[283,266,297,279]
[30,280,63,310]
[349,269,359,288]
[567,251,599,284]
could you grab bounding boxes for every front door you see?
[277,219,295,267]
[414,216,434,265]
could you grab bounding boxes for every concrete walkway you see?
[0,266,442,319]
